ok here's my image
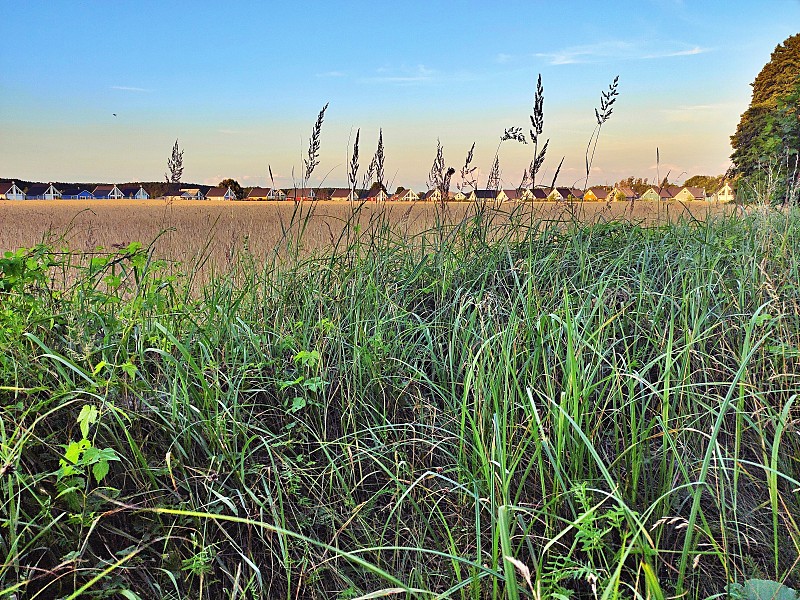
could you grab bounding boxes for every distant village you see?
[0,180,736,203]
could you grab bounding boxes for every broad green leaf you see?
[64,439,91,464]
[77,405,98,439]
[92,459,110,483]
[729,579,799,600]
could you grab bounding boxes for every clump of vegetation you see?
[2,203,800,598]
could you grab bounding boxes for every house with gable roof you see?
[468,189,509,203]
[205,186,237,201]
[674,186,707,202]
[547,187,582,201]
[93,184,124,199]
[247,187,269,200]
[422,189,442,202]
[178,188,205,200]
[59,185,95,199]
[503,189,533,202]
[285,188,316,201]
[715,181,735,203]
[0,181,26,200]
[330,188,360,201]
[361,187,388,202]
[610,186,637,201]
[119,184,150,199]
[529,188,549,201]
[583,186,610,202]
[641,185,681,201]
[388,188,418,201]
[26,183,62,200]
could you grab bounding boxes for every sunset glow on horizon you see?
[2,0,799,191]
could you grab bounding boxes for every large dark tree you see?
[218,178,244,199]
[731,34,800,182]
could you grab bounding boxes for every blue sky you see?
[2,0,799,190]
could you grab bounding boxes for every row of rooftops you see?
[2,181,732,202]
[0,182,150,199]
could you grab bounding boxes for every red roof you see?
[247,187,270,198]
[205,187,227,197]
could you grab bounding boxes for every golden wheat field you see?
[0,198,733,273]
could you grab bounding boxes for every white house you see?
[716,181,735,203]
[0,181,25,200]
[205,186,237,201]
[180,188,205,200]
[93,184,125,199]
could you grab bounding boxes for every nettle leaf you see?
[303,377,327,393]
[279,376,304,391]
[77,405,99,439]
[293,349,321,369]
[753,312,773,327]
[92,460,110,483]
[121,361,138,378]
[64,439,91,465]
[290,397,307,413]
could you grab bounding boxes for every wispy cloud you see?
[661,102,733,122]
[536,41,634,65]
[642,45,709,59]
[536,41,710,65]
[362,64,436,85]
[111,85,149,92]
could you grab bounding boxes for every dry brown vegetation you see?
[0,198,733,273]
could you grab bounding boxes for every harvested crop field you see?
[1,198,732,265]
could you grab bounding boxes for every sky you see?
[2,0,799,191]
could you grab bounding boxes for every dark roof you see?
[205,187,227,197]
[658,185,682,198]
[248,187,270,197]
[25,184,49,195]
[615,186,636,199]
[119,185,143,195]
[530,188,549,199]
[589,186,609,199]
[330,188,353,198]
[503,189,522,199]
[556,187,577,198]
[474,189,499,199]
[0,182,16,194]
[685,186,706,198]
[286,187,315,198]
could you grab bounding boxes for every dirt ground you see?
[0,199,734,273]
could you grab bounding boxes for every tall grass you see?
[2,203,800,599]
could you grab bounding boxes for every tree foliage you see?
[615,176,650,196]
[219,178,244,200]
[731,34,800,190]
[684,175,726,194]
